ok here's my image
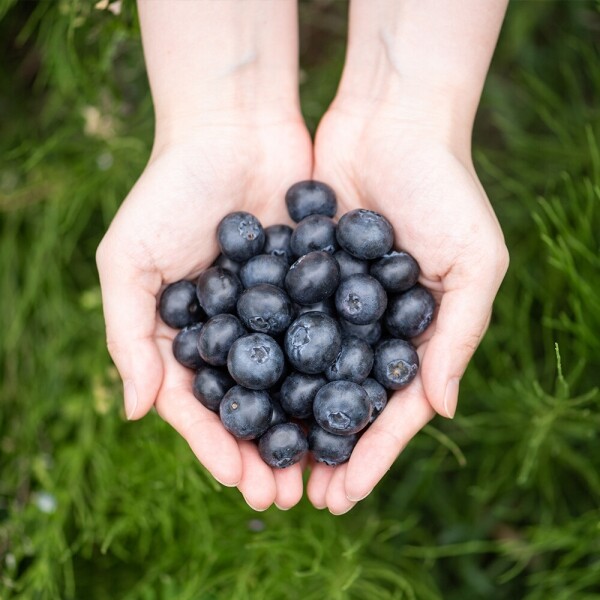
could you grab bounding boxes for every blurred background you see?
[1,1,599,598]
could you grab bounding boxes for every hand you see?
[96,114,312,511]
[307,103,509,514]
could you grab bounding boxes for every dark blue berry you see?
[197,314,245,366]
[227,333,285,390]
[172,322,205,369]
[285,251,340,305]
[192,366,235,412]
[313,380,372,435]
[290,215,338,256]
[308,423,359,466]
[334,250,369,280]
[362,378,388,422]
[285,180,337,223]
[212,254,243,276]
[370,251,420,293]
[339,319,382,347]
[258,423,308,468]
[219,386,272,440]
[196,267,242,317]
[335,274,387,325]
[373,339,419,390]
[239,254,288,289]
[268,394,289,427]
[159,280,203,329]
[325,335,374,384]
[336,209,394,259]
[294,298,336,318]
[280,372,327,419]
[385,284,435,338]
[236,283,293,335]
[284,312,342,375]
[217,211,265,262]
[263,224,294,264]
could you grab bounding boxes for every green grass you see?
[1,1,599,598]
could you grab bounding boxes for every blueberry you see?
[192,366,235,412]
[158,280,203,329]
[385,284,435,338]
[294,298,336,318]
[236,283,293,335]
[280,372,327,419]
[308,423,359,466]
[212,254,243,276]
[196,267,242,317]
[217,211,265,262]
[285,180,337,223]
[172,322,205,369]
[239,254,288,289]
[339,319,382,347]
[284,312,342,375]
[268,394,289,427]
[333,250,369,280]
[285,251,340,305]
[313,380,372,435]
[325,335,374,384]
[373,338,419,390]
[362,378,388,422]
[258,423,308,468]
[336,209,394,259]
[335,274,387,325]
[227,333,285,390]
[263,224,294,264]
[290,215,338,256]
[197,313,246,366]
[219,386,273,440]
[370,251,420,293]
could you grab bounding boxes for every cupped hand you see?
[96,115,312,511]
[307,105,509,514]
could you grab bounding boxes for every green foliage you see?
[1,1,599,599]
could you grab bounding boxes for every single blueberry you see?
[192,366,235,412]
[333,250,370,280]
[325,335,374,384]
[362,377,388,422]
[285,251,340,305]
[373,338,419,390]
[336,209,394,259]
[212,254,243,276]
[285,180,337,223]
[290,215,338,257]
[284,312,342,375]
[158,280,203,329]
[263,224,294,264]
[227,333,285,390]
[280,372,327,419]
[335,273,387,325]
[308,423,359,466]
[197,313,246,366]
[239,254,288,289]
[294,297,336,318]
[196,267,242,317]
[339,319,382,347]
[217,211,265,262]
[237,283,293,335]
[268,394,289,427]
[219,386,273,440]
[385,284,436,338]
[370,250,420,293]
[258,423,308,469]
[313,380,372,435]
[172,322,205,369]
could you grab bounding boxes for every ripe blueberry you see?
[373,338,419,390]
[217,211,265,262]
[239,254,288,289]
[220,386,273,440]
[285,180,337,223]
[197,313,246,366]
[258,423,308,468]
[196,267,242,317]
[370,250,420,293]
[263,224,294,264]
[285,251,340,305]
[313,380,372,435]
[212,254,243,276]
[237,283,293,335]
[268,394,289,427]
[336,209,394,259]
[227,333,285,390]
[172,322,205,369]
[290,215,338,256]
[294,298,336,318]
[280,372,327,419]
[385,284,435,338]
[334,250,369,280]
[308,423,359,466]
[159,280,203,329]
[339,319,382,347]
[362,378,388,422]
[192,366,235,412]
[325,335,374,384]
[335,273,387,325]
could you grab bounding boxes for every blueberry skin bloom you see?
[284,312,342,375]
[290,215,338,257]
[280,372,327,419]
[313,380,372,435]
[335,273,388,325]
[325,335,374,384]
[237,283,293,335]
[220,386,273,440]
[285,180,337,223]
[227,333,285,390]
[308,423,359,466]
[192,366,235,412]
[385,284,436,338]
[268,395,289,427]
[197,314,246,366]
[239,254,288,289]
[258,423,308,468]
[373,338,419,390]
[334,250,370,280]
[212,253,243,276]
[263,224,294,264]
[370,250,420,293]
[196,267,242,317]
[339,319,382,347]
[285,251,340,305]
[294,298,337,318]
[159,280,203,329]
[362,377,388,422]
[217,211,265,262]
[336,209,394,260]
[172,322,205,369]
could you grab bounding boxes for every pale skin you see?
[96,0,509,514]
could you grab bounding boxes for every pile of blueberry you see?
[158,181,435,469]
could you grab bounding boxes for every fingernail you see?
[443,377,460,419]
[329,503,356,516]
[346,489,371,503]
[124,380,138,420]
[245,499,269,512]
[214,476,240,488]
[274,502,290,511]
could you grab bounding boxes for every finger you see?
[237,441,277,512]
[97,241,163,420]
[273,463,304,510]
[325,463,356,515]
[306,463,336,509]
